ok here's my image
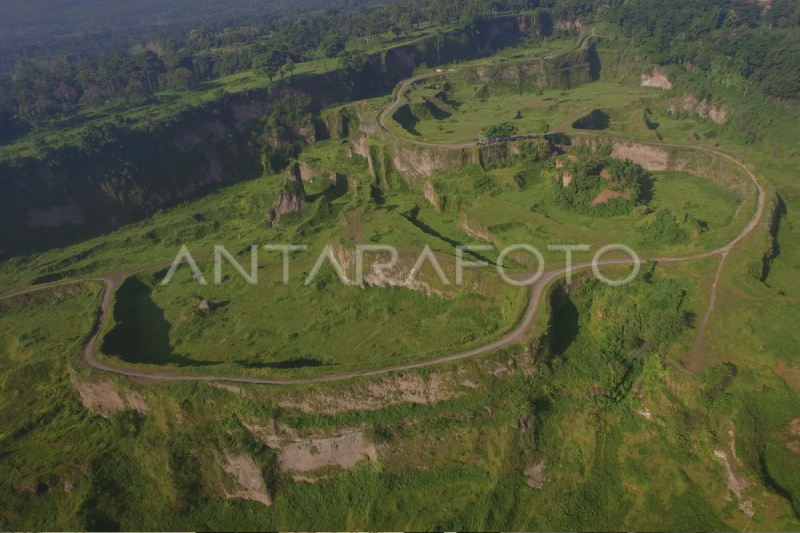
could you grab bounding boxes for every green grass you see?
[391,79,652,144]
[95,260,528,378]
[2,29,800,532]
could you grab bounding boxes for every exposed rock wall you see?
[668,94,729,124]
[571,137,753,199]
[0,16,568,255]
[391,143,478,183]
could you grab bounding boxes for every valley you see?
[1,3,800,531]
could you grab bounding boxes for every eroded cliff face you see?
[572,137,753,199]
[390,143,478,183]
[383,15,546,79]
[0,17,564,255]
[268,163,308,227]
[466,41,599,91]
[668,94,729,124]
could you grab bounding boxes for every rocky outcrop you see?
[571,136,754,200]
[350,135,375,177]
[231,101,270,132]
[641,68,672,90]
[199,299,217,311]
[174,120,227,151]
[391,143,478,183]
[268,188,306,228]
[278,431,377,473]
[285,160,317,182]
[71,377,148,418]
[555,20,583,32]
[469,44,595,89]
[268,167,307,227]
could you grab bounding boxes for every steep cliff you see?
[0,15,556,255]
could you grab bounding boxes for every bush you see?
[639,210,688,246]
[482,122,518,137]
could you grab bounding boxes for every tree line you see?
[1,0,799,141]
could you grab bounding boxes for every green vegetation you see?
[3,0,800,530]
[483,122,519,138]
[97,264,527,379]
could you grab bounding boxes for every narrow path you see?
[1,75,765,385]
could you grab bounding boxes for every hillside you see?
[1,0,800,531]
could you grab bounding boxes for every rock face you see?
[611,141,670,171]
[668,94,728,124]
[268,188,306,227]
[268,165,307,227]
[25,203,87,228]
[284,161,317,182]
[350,135,375,177]
[641,68,673,90]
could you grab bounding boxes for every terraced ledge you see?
[1,73,765,385]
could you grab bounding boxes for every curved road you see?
[0,73,765,385]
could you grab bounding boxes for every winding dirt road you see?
[0,73,765,385]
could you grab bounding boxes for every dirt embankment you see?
[668,94,728,124]
[72,377,148,417]
[222,454,272,506]
[640,68,673,90]
[609,140,671,171]
[460,215,500,246]
[349,136,375,177]
[278,431,377,473]
[278,373,457,415]
[391,143,477,183]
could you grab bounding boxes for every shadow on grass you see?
[761,195,786,284]
[572,109,610,130]
[547,284,579,356]
[307,174,349,203]
[101,277,217,367]
[401,206,495,265]
[238,358,333,370]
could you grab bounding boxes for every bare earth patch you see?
[589,189,631,206]
[222,454,271,507]
[278,373,458,415]
[714,449,750,498]
[73,378,125,417]
[209,382,245,396]
[787,419,800,455]
[775,360,800,391]
[243,420,285,449]
[124,391,148,414]
[525,460,547,489]
[72,377,148,417]
[279,431,377,473]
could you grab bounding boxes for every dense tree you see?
[0,0,799,140]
